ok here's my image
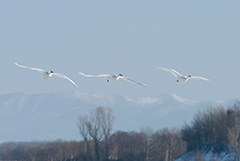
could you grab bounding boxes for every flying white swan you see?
[157,67,210,83]
[79,72,149,87]
[15,62,78,88]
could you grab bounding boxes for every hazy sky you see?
[1,1,240,102]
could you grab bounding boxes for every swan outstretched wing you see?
[191,76,210,81]
[79,72,111,79]
[157,67,182,79]
[15,62,45,73]
[121,76,149,87]
[53,73,79,88]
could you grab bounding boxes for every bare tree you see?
[182,106,233,153]
[88,107,103,161]
[152,128,186,161]
[228,125,240,161]
[77,115,93,161]
[140,127,154,161]
[77,106,115,161]
[110,131,146,161]
[98,107,115,160]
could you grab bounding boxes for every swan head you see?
[50,71,54,73]
[119,73,123,76]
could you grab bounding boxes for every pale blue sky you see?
[1,1,240,101]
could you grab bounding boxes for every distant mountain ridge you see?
[0,91,236,142]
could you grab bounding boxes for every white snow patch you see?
[125,96,161,107]
[74,91,114,105]
[172,93,194,105]
[176,151,232,161]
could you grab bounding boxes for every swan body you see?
[15,62,78,88]
[79,72,149,87]
[157,67,210,83]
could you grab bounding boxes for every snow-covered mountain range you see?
[0,91,236,142]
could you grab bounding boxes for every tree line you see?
[1,102,240,161]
